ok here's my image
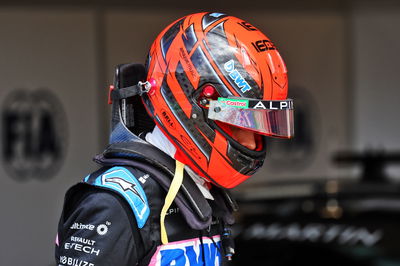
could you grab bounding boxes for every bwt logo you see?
[1,88,67,181]
[224,60,252,93]
[158,241,221,266]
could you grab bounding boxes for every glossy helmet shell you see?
[143,12,288,188]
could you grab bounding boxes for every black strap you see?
[111,84,143,101]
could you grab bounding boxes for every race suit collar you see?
[97,127,236,227]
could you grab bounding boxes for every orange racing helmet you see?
[142,12,293,188]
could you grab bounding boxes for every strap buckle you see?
[138,81,151,95]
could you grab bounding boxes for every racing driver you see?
[55,12,294,266]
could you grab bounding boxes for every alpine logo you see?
[248,99,293,110]
[224,60,251,93]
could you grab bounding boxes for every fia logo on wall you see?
[1,88,67,181]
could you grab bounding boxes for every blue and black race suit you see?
[55,142,236,266]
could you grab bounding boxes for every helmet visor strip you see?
[208,97,294,138]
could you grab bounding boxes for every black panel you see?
[190,46,231,97]
[114,64,155,134]
[175,62,194,97]
[182,24,197,54]
[175,62,216,143]
[160,18,184,59]
[160,78,212,160]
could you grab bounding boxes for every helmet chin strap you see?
[160,160,185,244]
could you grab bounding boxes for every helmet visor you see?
[208,97,294,138]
